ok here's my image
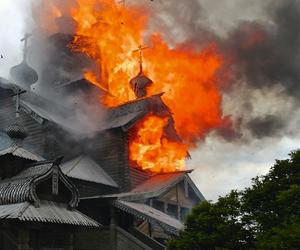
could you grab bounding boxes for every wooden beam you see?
[184,179,189,198]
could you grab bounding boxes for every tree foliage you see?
[168,150,300,250]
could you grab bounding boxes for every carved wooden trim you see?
[29,160,79,208]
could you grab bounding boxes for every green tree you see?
[168,150,300,250]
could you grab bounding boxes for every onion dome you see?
[130,71,153,98]
[10,61,38,89]
[6,121,28,140]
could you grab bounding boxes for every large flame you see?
[130,115,188,172]
[34,0,228,173]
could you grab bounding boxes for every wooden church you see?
[0,33,205,250]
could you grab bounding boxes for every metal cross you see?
[133,45,148,72]
[20,33,32,61]
[11,89,27,118]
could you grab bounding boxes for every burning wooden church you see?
[0,21,205,250]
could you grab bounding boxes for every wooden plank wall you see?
[88,129,131,191]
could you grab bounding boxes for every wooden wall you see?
[87,129,131,192]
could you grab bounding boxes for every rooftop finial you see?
[21,33,32,62]
[5,89,28,140]
[130,45,153,98]
[11,89,27,118]
[10,33,38,89]
[133,45,148,73]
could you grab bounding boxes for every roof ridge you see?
[152,169,193,176]
[16,202,31,218]
[64,155,83,175]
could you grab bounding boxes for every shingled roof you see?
[18,91,171,133]
[114,200,183,235]
[0,161,79,208]
[94,170,205,202]
[61,155,118,188]
[106,93,171,131]
[0,200,100,227]
[0,132,44,161]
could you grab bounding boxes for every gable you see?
[159,181,195,208]
[61,155,118,188]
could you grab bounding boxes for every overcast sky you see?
[0,0,299,201]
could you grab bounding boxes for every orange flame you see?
[130,115,188,172]
[34,0,228,173]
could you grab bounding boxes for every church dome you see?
[130,71,153,98]
[10,61,38,89]
[6,121,28,140]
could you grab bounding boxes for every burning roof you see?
[11,0,232,173]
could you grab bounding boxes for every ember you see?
[35,0,228,173]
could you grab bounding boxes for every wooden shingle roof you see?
[61,155,118,188]
[92,170,205,202]
[0,132,44,161]
[114,200,183,235]
[0,160,79,208]
[0,200,100,227]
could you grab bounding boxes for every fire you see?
[34,0,228,173]
[130,116,188,172]
[70,0,147,97]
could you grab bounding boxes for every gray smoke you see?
[145,0,300,140]
[225,1,300,99]
[0,0,107,139]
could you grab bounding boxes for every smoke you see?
[1,0,299,199]
[142,0,300,199]
[24,0,300,141]
[0,0,107,139]
[147,0,300,141]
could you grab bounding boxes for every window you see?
[152,200,164,212]
[167,204,178,219]
[180,207,190,221]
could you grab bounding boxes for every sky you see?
[0,0,299,201]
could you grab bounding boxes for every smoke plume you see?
[147,0,300,140]
[1,0,299,199]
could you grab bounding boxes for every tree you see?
[168,150,300,250]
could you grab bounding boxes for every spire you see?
[130,45,153,98]
[133,45,148,73]
[5,89,28,140]
[21,33,32,62]
[10,33,38,90]
[12,89,27,118]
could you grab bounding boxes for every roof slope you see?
[61,155,118,188]
[0,200,100,227]
[131,171,188,194]
[0,163,52,205]
[114,200,183,235]
[0,161,79,208]
[0,132,44,161]
[106,94,171,131]
[92,170,205,202]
